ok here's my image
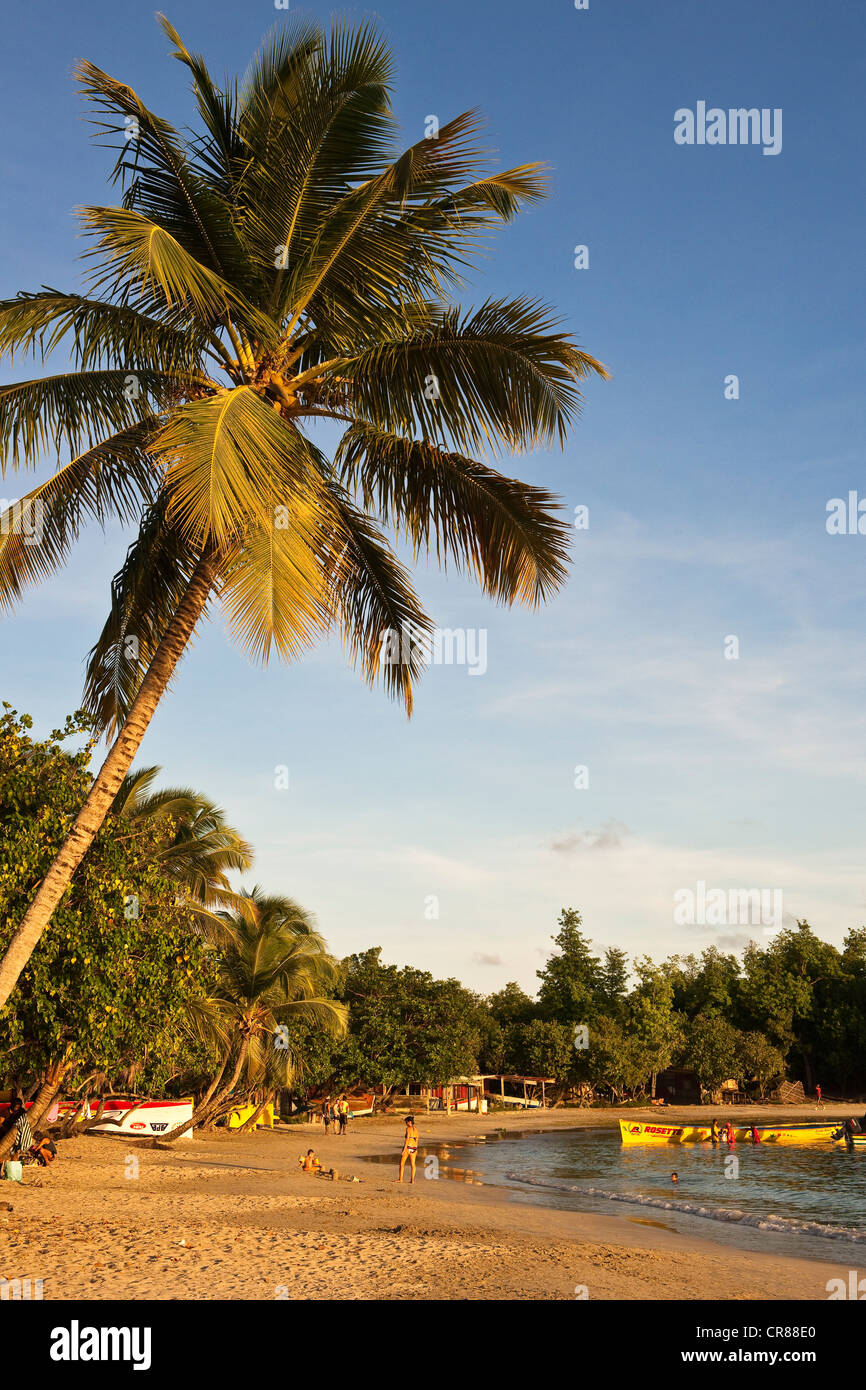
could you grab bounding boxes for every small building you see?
[407,1074,554,1111]
[655,1068,702,1105]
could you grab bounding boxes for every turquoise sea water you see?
[405,1126,866,1257]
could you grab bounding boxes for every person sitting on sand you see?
[399,1116,419,1184]
[300,1149,322,1172]
[25,1132,57,1167]
[5,1097,32,1159]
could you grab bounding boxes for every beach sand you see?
[2,1104,862,1301]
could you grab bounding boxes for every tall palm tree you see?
[0,14,606,1008]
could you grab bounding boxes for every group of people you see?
[707,1117,767,1146]
[320,1095,350,1135]
[0,1095,58,1175]
[300,1113,421,1186]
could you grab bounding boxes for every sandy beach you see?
[2,1105,863,1301]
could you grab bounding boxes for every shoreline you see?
[2,1104,864,1300]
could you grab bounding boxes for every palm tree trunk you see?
[0,550,218,1011]
[236,1093,270,1134]
[157,1038,250,1144]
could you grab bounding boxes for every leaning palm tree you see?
[171,887,346,1138]
[0,14,606,1008]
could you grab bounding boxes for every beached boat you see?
[619,1118,844,1146]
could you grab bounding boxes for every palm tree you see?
[111,764,252,908]
[0,14,606,1008]
[173,887,347,1138]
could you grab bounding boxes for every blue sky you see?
[2,0,866,990]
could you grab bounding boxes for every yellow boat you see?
[619,1119,845,1146]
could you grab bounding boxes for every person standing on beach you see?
[322,1097,333,1134]
[399,1116,419,1183]
[336,1095,349,1135]
[816,1084,823,1108]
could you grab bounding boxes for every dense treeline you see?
[3,705,865,1143]
[292,910,866,1103]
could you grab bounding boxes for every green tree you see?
[513,1018,573,1081]
[597,946,629,1019]
[0,705,213,1152]
[679,1013,743,1096]
[336,948,483,1094]
[739,1032,786,1100]
[627,958,682,1098]
[0,14,605,1010]
[536,908,602,1024]
[738,924,842,1092]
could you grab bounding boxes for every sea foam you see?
[504,1173,866,1244]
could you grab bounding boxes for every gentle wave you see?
[504,1172,866,1244]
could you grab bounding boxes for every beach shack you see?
[654,1068,701,1105]
[408,1074,554,1111]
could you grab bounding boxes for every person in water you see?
[725,1121,735,1146]
[710,1118,719,1144]
[750,1124,760,1144]
[671,1172,679,1184]
[399,1116,419,1184]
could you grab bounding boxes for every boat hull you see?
[619,1119,844,1146]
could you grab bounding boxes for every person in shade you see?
[399,1116,419,1184]
[6,1097,32,1158]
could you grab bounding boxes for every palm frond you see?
[342,297,609,454]
[336,422,572,604]
[0,421,158,611]
[154,385,337,547]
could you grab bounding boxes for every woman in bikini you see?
[399,1116,419,1184]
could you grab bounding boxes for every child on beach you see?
[399,1116,419,1184]
[300,1149,322,1172]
